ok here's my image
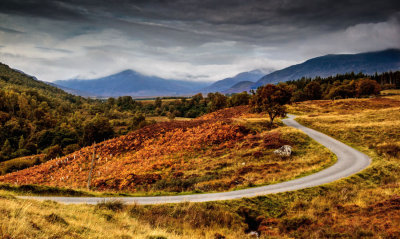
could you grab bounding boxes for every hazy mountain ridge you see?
[201,69,265,93]
[223,81,254,94]
[55,70,209,97]
[251,49,400,89]
[53,49,400,96]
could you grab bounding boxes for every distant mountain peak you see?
[201,69,265,93]
[54,69,209,97]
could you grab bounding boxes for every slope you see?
[251,49,400,89]
[201,70,265,93]
[0,106,335,194]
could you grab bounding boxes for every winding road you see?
[18,114,371,205]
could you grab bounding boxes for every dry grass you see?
[271,95,400,238]
[0,191,178,239]
[2,97,400,238]
[0,155,45,175]
[0,190,258,239]
[288,96,400,157]
[1,107,334,195]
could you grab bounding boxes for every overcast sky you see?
[0,0,399,82]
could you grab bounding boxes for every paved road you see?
[18,114,371,205]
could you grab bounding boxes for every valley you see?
[1,1,400,238]
[1,93,399,238]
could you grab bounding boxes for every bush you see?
[263,131,288,149]
[96,199,126,212]
[43,144,62,161]
[45,213,69,226]
[376,142,400,158]
[279,215,313,232]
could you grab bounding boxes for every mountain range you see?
[249,49,400,90]
[200,70,266,93]
[54,70,209,98]
[53,49,400,97]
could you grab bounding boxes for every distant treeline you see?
[286,71,400,101]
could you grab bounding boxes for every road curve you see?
[18,114,371,205]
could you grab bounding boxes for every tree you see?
[356,78,381,97]
[304,81,322,100]
[131,113,146,129]
[43,144,63,161]
[1,139,12,157]
[18,135,25,149]
[251,84,292,124]
[83,115,114,145]
[154,97,162,109]
[167,111,175,121]
[228,92,251,106]
[207,92,227,112]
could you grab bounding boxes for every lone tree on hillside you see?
[251,84,292,125]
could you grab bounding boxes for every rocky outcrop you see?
[274,145,292,157]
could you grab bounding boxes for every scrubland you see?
[0,106,333,195]
[1,94,400,238]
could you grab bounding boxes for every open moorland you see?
[1,93,399,238]
[0,106,334,195]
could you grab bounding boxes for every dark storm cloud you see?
[0,26,23,34]
[0,0,88,20]
[0,0,399,82]
[1,0,399,27]
[1,0,399,47]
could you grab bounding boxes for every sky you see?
[0,0,399,83]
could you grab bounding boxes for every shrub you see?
[63,144,80,155]
[43,144,62,161]
[376,142,400,158]
[96,199,126,212]
[45,213,69,226]
[263,131,287,149]
[279,216,312,232]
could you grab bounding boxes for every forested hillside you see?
[0,63,143,164]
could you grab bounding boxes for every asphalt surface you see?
[18,114,371,205]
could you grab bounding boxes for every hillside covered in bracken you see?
[0,106,333,194]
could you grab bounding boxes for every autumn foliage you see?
[0,107,252,191]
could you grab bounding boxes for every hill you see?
[223,49,400,93]
[254,49,400,87]
[47,82,95,98]
[223,80,255,94]
[0,62,153,165]
[54,70,209,97]
[0,106,334,193]
[201,70,265,93]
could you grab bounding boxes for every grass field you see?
[1,96,399,238]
